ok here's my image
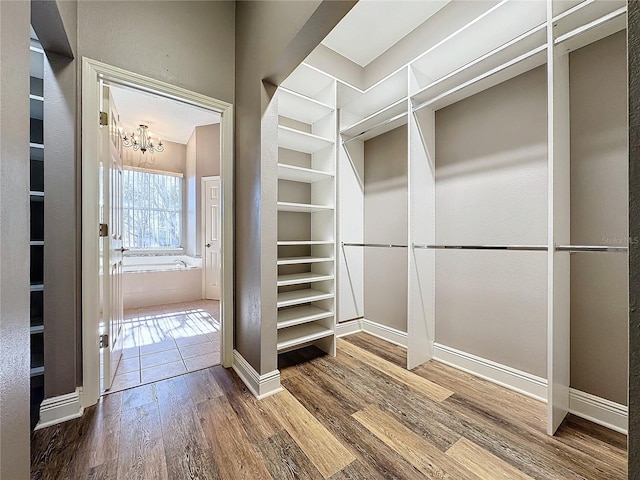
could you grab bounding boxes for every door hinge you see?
[99,334,109,349]
[99,223,109,237]
[99,111,108,126]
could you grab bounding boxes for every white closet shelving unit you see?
[276,64,337,355]
[281,0,627,436]
[30,35,45,431]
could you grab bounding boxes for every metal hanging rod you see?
[342,242,408,249]
[412,244,548,251]
[341,112,407,145]
[555,245,628,253]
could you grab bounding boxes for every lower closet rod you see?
[412,244,548,251]
[555,245,628,253]
[342,242,408,248]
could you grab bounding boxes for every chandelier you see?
[121,124,164,154]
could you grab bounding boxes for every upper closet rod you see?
[341,112,407,145]
[343,242,408,248]
[555,245,628,253]
[412,244,548,251]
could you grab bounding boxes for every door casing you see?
[81,58,234,408]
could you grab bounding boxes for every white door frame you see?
[201,175,221,300]
[81,58,234,408]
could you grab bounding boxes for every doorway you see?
[82,58,234,407]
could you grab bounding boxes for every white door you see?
[204,177,221,300]
[100,84,125,390]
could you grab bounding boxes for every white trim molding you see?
[35,388,84,430]
[335,318,408,348]
[232,350,283,399]
[362,319,407,348]
[433,343,548,402]
[81,57,234,409]
[569,388,628,435]
[335,319,363,337]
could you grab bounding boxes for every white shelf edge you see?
[277,273,334,287]
[30,241,45,246]
[30,143,44,149]
[278,125,333,143]
[276,289,334,308]
[277,256,334,266]
[554,6,626,46]
[277,305,334,330]
[277,240,334,246]
[30,325,44,334]
[277,163,334,183]
[276,323,334,351]
[30,366,45,377]
[340,98,408,137]
[30,284,44,292]
[30,191,45,197]
[30,94,44,102]
[277,201,334,213]
[279,87,334,110]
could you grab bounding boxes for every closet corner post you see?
[407,106,436,370]
[546,0,572,435]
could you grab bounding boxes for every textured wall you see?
[0,2,31,478]
[628,0,639,475]
[363,126,408,332]
[569,31,628,405]
[434,66,548,378]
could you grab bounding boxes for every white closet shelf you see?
[30,284,44,292]
[340,67,408,120]
[279,88,334,125]
[277,305,334,330]
[30,191,45,199]
[277,240,334,246]
[277,288,334,308]
[277,322,334,351]
[30,366,45,377]
[553,0,625,39]
[30,241,44,246]
[278,125,334,154]
[277,256,334,266]
[413,45,547,112]
[340,99,408,140]
[411,22,546,107]
[30,325,44,334]
[277,163,333,183]
[277,202,333,213]
[277,272,334,287]
[554,6,626,54]
[281,63,335,104]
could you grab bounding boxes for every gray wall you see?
[434,66,548,378]
[0,1,31,478]
[363,125,408,332]
[569,31,629,405]
[628,1,639,474]
[234,0,355,374]
[195,123,220,254]
[77,1,235,104]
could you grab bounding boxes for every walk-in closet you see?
[272,0,628,437]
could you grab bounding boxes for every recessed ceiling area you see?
[321,0,450,67]
[109,85,220,145]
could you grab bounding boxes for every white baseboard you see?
[433,343,548,402]
[232,349,283,400]
[336,318,363,337]
[361,319,407,348]
[335,317,408,348]
[569,388,628,435]
[35,388,84,430]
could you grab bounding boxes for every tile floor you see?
[106,300,221,393]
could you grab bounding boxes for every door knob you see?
[206,243,211,248]
[118,247,129,252]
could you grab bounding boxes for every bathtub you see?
[122,255,203,309]
[122,254,201,273]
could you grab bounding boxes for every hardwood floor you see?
[31,333,627,479]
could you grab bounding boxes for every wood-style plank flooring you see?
[31,333,627,479]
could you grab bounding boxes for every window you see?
[123,167,182,249]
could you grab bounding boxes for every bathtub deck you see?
[105,300,220,393]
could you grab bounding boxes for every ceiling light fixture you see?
[121,124,164,154]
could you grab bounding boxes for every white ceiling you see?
[321,0,450,67]
[109,85,220,145]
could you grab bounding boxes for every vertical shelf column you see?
[546,0,571,435]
